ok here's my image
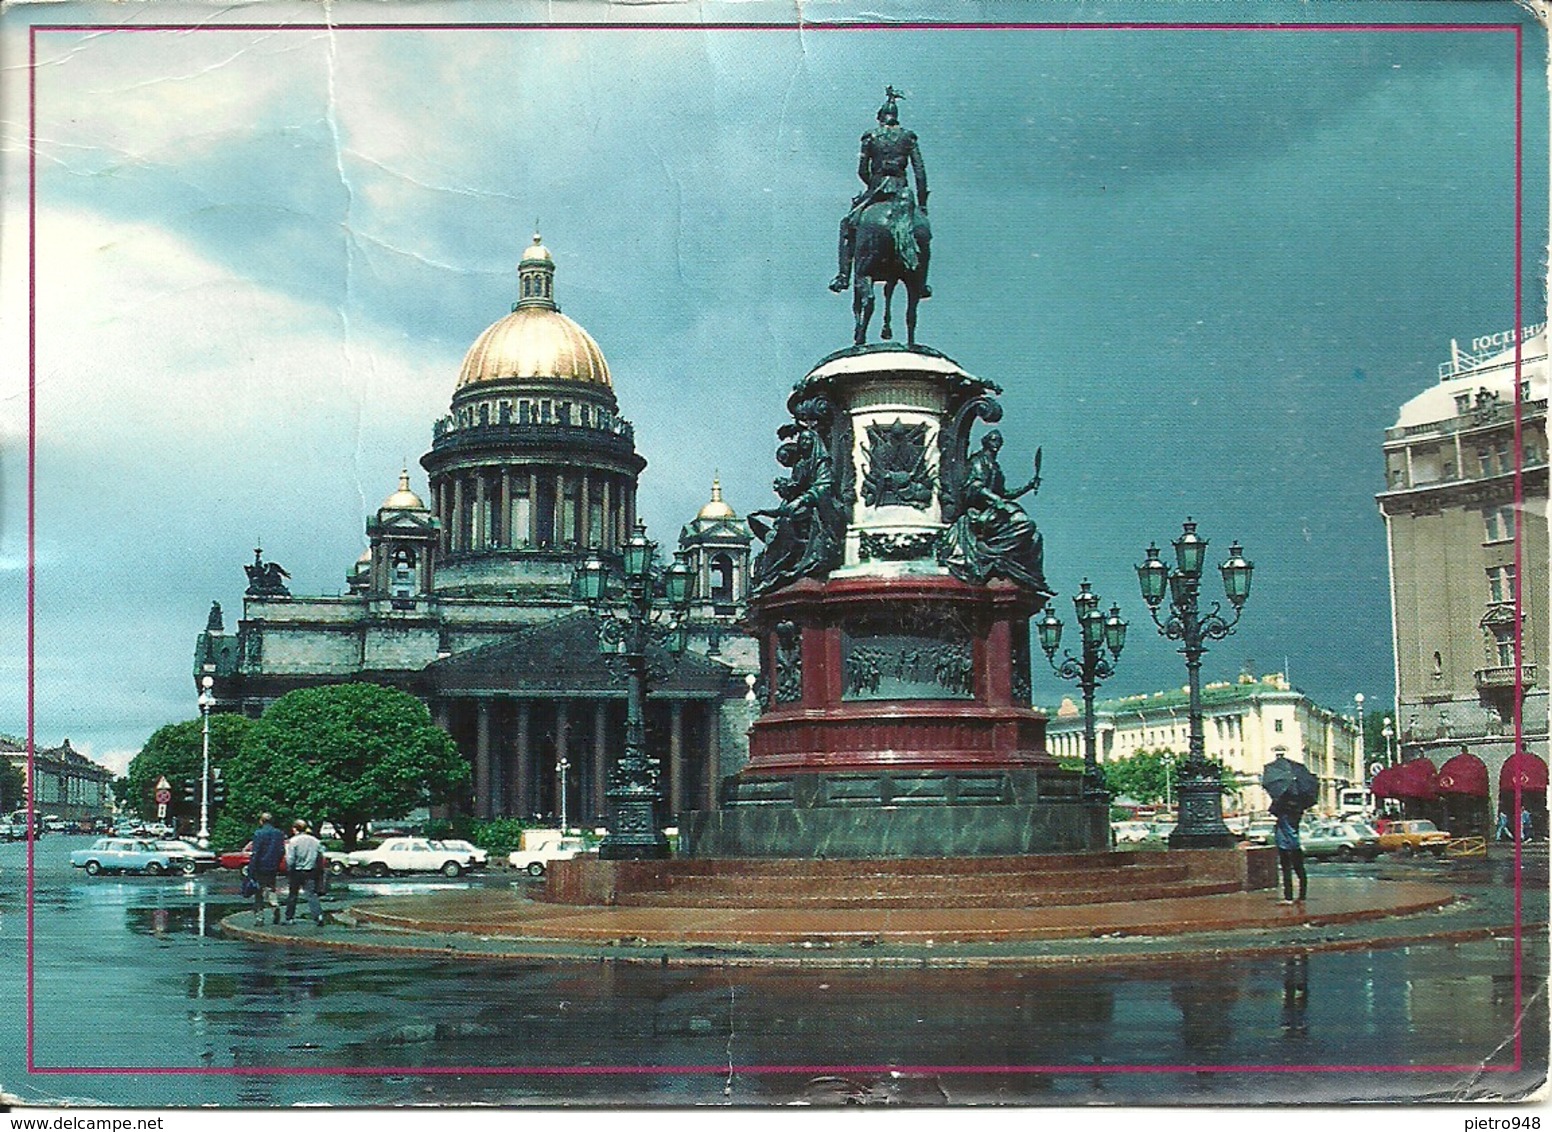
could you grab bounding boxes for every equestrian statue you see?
[829,86,932,346]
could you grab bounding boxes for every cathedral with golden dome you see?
[194,236,753,824]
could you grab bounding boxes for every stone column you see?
[705,701,721,810]
[475,698,492,820]
[528,470,539,546]
[515,701,532,820]
[593,699,609,821]
[474,473,488,549]
[580,473,591,546]
[669,699,685,814]
[451,477,465,553]
[554,471,566,546]
[600,477,612,551]
[499,468,511,549]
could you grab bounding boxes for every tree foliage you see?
[1102,748,1238,806]
[0,757,26,811]
[123,715,254,826]
[1104,747,1180,806]
[229,683,469,851]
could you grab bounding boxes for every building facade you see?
[1042,673,1362,813]
[1,736,116,822]
[194,236,755,825]
[1376,327,1549,785]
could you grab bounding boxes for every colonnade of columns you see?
[435,695,723,822]
[431,466,637,556]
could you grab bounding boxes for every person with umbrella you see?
[1263,748,1320,905]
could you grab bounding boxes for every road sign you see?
[155,788,172,804]
[155,776,171,790]
[156,802,167,819]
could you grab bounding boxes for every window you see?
[1484,505,1516,542]
[1487,565,1518,603]
[1274,719,1284,733]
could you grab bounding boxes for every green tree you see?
[123,715,254,827]
[0,757,25,811]
[1104,747,1180,806]
[230,683,469,851]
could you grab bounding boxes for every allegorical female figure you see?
[938,430,1051,594]
[748,401,847,595]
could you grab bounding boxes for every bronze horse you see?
[849,201,931,347]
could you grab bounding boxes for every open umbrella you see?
[1262,756,1320,808]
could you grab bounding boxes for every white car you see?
[508,834,588,877]
[1111,821,1151,844]
[432,839,489,868]
[154,839,219,874]
[70,838,191,876]
[343,836,479,877]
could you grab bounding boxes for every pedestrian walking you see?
[249,812,286,926]
[284,819,326,926]
[1521,806,1534,842]
[1496,810,1512,841]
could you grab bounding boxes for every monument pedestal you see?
[681,345,1107,859]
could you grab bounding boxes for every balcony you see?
[1475,664,1538,690]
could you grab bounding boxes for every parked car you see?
[154,839,219,874]
[1110,821,1151,844]
[1301,820,1383,862]
[343,837,478,877]
[218,843,288,873]
[1145,820,1177,842]
[1377,819,1450,857]
[70,837,191,876]
[508,831,588,877]
[1244,818,1278,845]
[433,839,489,868]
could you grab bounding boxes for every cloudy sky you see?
[2,1,1546,774]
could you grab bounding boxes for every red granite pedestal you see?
[681,574,1107,858]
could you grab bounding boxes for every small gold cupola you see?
[515,232,556,311]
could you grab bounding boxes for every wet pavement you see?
[1,834,1545,1106]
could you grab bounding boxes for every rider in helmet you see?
[829,87,931,297]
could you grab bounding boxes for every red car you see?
[218,842,288,873]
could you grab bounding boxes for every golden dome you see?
[456,233,612,389]
[382,468,426,510]
[457,307,612,388]
[697,478,736,520]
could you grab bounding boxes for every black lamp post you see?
[573,522,693,860]
[1136,518,1254,849]
[1037,579,1127,798]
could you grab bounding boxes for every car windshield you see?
[1411,821,1438,832]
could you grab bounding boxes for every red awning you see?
[1436,751,1490,797]
[1375,757,1438,800]
[1499,750,1549,792]
[1370,764,1404,799]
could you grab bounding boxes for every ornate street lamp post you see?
[1036,579,1127,798]
[556,755,571,832]
[1382,716,1396,768]
[196,674,214,849]
[1136,519,1254,849]
[1354,692,1366,786]
[573,522,693,860]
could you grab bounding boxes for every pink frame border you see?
[21,16,1533,1084]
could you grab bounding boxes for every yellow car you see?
[1377,819,1449,856]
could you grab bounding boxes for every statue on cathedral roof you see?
[245,548,291,597]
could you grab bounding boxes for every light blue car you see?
[70,837,192,876]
